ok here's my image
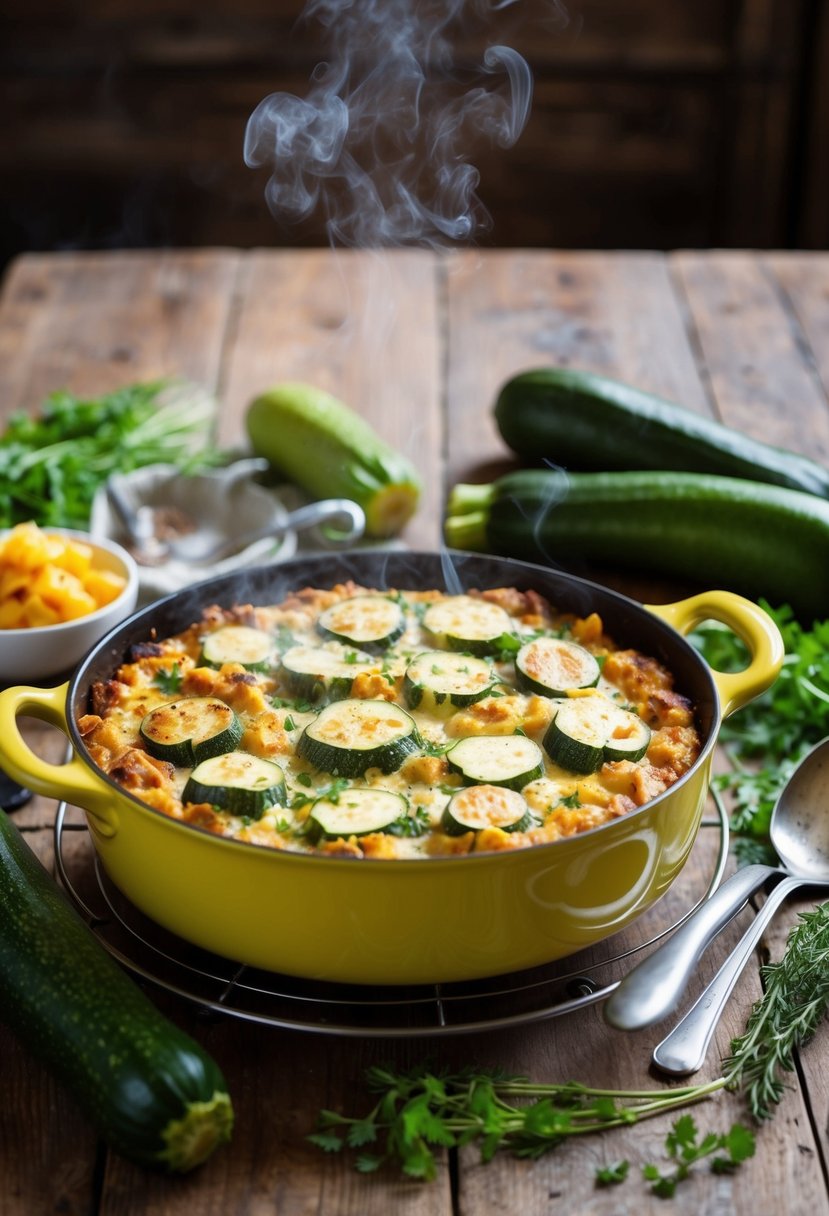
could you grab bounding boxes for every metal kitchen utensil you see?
[159,498,365,563]
[651,870,829,1074]
[604,735,829,1034]
[106,467,365,566]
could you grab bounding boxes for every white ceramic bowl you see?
[0,529,139,685]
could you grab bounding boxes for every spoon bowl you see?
[604,735,829,1036]
[769,738,829,879]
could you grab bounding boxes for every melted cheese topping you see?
[78,582,702,859]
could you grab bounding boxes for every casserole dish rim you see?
[63,546,725,865]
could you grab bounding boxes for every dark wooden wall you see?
[2,0,826,264]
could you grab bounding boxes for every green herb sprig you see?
[724,902,829,1120]
[692,602,829,852]
[641,1114,755,1198]
[309,1064,726,1181]
[0,380,221,529]
[153,663,183,696]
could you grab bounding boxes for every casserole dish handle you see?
[646,590,784,717]
[0,683,118,836]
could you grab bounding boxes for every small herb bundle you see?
[0,380,222,529]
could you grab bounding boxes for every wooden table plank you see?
[0,248,827,1214]
[764,252,829,456]
[443,248,713,490]
[671,251,829,458]
[0,250,241,409]
[220,248,443,549]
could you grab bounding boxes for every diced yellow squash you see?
[32,566,98,618]
[0,521,127,629]
[0,598,26,629]
[1,522,63,570]
[54,538,94,577]
[19,594,61,629]
[82,568,126,608]
[0,567,31,600]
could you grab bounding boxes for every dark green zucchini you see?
[307,788,409,840]
[494,368,829,499]
[403,651,497,711]
[140,697,243,766]
[446,734,544,791]
[543,696,651,774]
[280,643,376,704]
[515,637,600,697]
[200,625,275,671]
[441,785,536,836]
[316,595,405,652]
[183,752,287,818]
[296,699,421,777]
[423,595,514,656]
[0,807,233,1172]
[444,469,829,623]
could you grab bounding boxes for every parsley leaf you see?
[153,663,182,695]
[642,1115,755,1197]
[595,1159,629,1186]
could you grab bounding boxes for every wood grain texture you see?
[443,249,712,489]
[0,248,827,1214]
[221,248,442,548]
[0,250,241,411]
[671,252,829,459]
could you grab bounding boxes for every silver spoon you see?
[604,736,829,1036]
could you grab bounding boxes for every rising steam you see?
[244,1,563,247]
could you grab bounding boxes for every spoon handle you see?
[652,875,802,1075]
[604,863,775,1030]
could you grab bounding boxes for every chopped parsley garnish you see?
[386,807,430,838]
[153,663,182,695]
[558,791,582,809]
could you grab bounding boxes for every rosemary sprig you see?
[723,902,829,1119]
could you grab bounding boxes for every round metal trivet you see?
[54,798,729,1038]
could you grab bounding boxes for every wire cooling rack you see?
[54,797,729,1038]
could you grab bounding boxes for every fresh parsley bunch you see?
[693,602,829,854]
[0,380,222,529]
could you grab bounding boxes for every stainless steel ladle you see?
[604,736,829,1057]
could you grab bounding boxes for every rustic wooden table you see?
[0,248,827,1214]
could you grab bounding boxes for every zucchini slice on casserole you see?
[280,643,376,703]
[544,696,651,773]
[307,788,409,840]
[441,784,537,836]
[446,734,544,791]
[140,698,243,766]
[183,753,287,818]
[296,699,421,777]
[316,595,406,652]
[515,637,601,697]
[200,625,275,672]
[403,651,497,711]
[422,595,513,656]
